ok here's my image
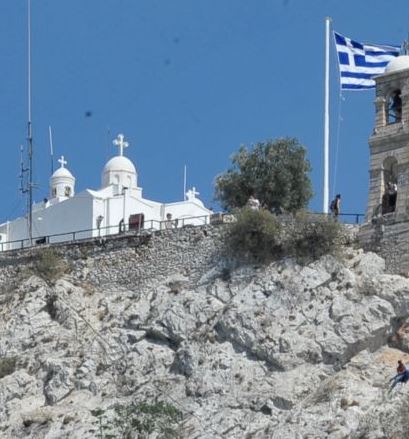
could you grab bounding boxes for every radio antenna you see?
[26,0,34,244]
[19,145,28,195]
[183,164,187,200]
[49,126,54,175]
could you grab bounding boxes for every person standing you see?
[330,194,341,219]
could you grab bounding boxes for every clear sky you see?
[0,0,408,224]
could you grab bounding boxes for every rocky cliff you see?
[0,226,409,438]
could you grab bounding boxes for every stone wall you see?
[359,219,409,276]
[0,226,225,290]
[0,219,363,293]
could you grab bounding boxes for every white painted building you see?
[0,134,211,250]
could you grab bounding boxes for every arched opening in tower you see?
[382,156,398,214]
[387,89,402,124]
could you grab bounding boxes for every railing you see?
[0,210,366,253]
[332,212,365,224]
[0,214,211,252]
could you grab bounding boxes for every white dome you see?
[51,167,74,179]
[102,155,138,189]
[385,56,409,73]
[50,158,75,199]
[103,156,136,174]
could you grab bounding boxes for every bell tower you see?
[360,55,409,275]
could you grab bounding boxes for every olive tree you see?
[215,138,313,213]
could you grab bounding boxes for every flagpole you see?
[323,16,331,214]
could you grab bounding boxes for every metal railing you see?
[328,212,365,224]
[0,210,366,253]
[0,214,211,252]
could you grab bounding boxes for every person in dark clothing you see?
[390,360,409,390]
[388,182,397,212]
[391,90,402,122]
[330,194,341,219]
[397,360,406,374]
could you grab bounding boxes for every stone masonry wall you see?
[0,226,225,291]
[359,220,409,276]
[0,220,363,293]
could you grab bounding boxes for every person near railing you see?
[330,194,341,220]
[163,213,177,230]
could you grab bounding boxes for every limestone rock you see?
[0,226,408,438]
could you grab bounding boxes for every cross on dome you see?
[113,133,129,156]
[58,156,67,168]
[186,187,200,200]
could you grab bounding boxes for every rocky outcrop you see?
[0,228,409,438]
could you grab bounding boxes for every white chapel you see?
[0,134,211,249]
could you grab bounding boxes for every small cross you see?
[113,133,129,156]
[58,155,67,168]
[186,186,200,200]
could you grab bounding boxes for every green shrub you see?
[224,208,282,263]
[33,248,68,283]
[289,213,342,262]
[93,400,183,439]
[0,356,17,379]
[223,209,342,265]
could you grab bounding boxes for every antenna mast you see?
[402,30,409,55]
[183,165,187,200]
[49,126,54,175]
[19,145,27,195]
[27,0,33,243]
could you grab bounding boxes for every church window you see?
[381,156,398,214]
[64,186,72,197]
[52,188,57,197]
[387,89,402,124]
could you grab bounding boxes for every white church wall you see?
[0,194,94,249]
[99,194,162,233]
[38,194,93,243]
[165,201,210,227]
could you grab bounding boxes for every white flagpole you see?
[323,16,331,214]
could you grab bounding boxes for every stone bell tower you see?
[360,55,409,275]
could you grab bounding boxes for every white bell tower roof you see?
[102,133,138,189]
[50,156,75,199]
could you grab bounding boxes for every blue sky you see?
[0,0,408,223]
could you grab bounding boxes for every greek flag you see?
[334,32,400,90]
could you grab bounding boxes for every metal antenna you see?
[26,0,34,243]
[19,145,28,195]
[402,29,409,55]
[183,165,187,200]
[49,126,54,175]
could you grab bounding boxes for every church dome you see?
[103,156,136,174]
[101,134,138,189]
[385,56,409,73]
[51,166,74,179]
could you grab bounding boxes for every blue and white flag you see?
[334,32,400,90]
